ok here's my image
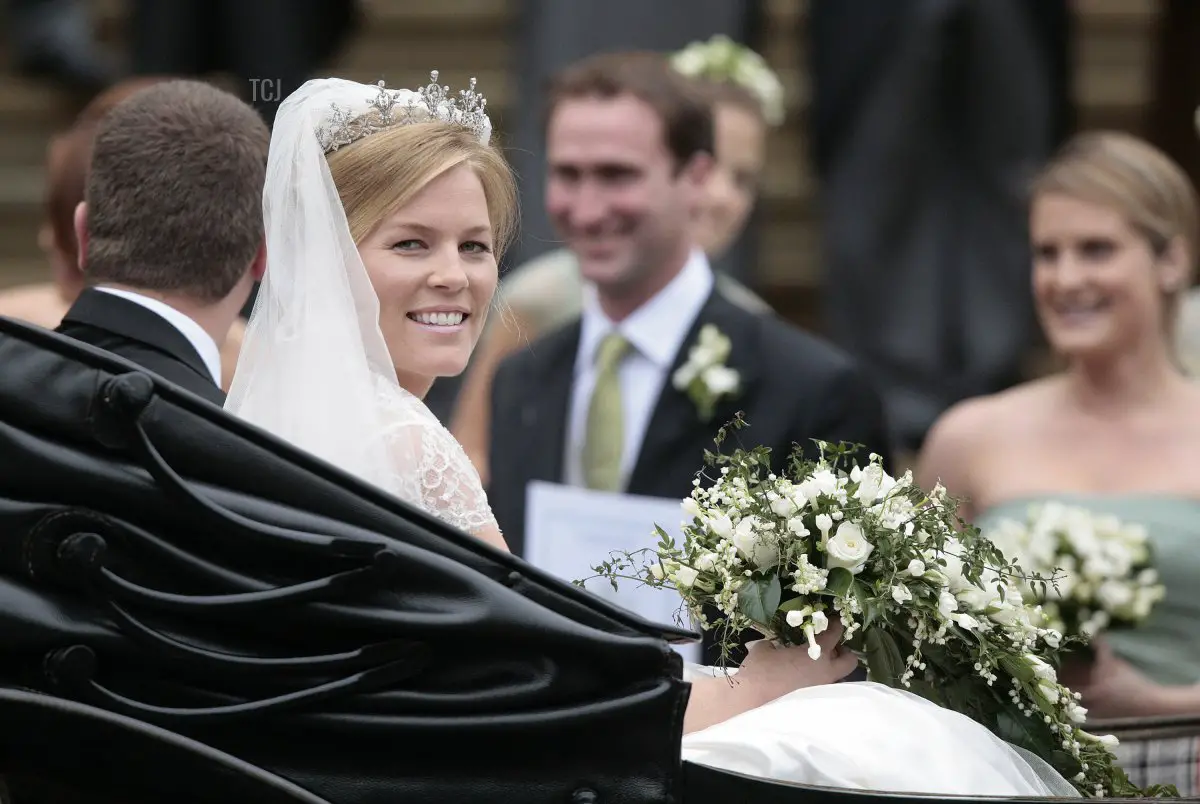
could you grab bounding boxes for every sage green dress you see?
[974,495,1200,685]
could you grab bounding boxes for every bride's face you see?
[359,164,497,396]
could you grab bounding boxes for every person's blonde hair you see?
[325,122,518,256]
[1031,131,1200,327]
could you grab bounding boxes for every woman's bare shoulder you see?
[916,378,1060,495]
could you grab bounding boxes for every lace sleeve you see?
[376,380,498,536]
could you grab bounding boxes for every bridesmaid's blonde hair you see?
[325,121,518,256]
[1031,131,1200,329]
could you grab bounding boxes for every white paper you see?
[525,480,700,663]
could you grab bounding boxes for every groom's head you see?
[544,53,714,317]
[75,79,269,314]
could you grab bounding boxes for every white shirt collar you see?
[578,249,714,373]
[94,286,223,385]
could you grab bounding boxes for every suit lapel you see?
[626,291,761,493]
[520,322,580,485]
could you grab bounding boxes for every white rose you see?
[938,589,959,619]
[707,514,734,540]
[695,552,718,572]
[804,470,839,499]
[906,559,926,577]
[824,522,874,574]
[789,487,810,512]
[731,516,779,568]
[673,566,699,588]
[769,493,798,518]
[934,539,973,592]
[891,584,913,604]
[854,463,885,502]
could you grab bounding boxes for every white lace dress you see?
[373,377,497,536]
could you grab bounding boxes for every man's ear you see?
[250,240,267,281]
[73,201,88,271]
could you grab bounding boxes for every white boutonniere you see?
[671,324,741,421]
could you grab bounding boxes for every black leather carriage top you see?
[0,315,696,804]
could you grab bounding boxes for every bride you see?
[224,75,1077,798]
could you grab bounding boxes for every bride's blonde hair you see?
[325,121,518,255]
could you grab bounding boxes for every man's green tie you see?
[582,332,631,491]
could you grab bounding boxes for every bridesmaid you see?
[916,131,1200,719]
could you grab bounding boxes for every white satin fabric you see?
[681,667,1080,797]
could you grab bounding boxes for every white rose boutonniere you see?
[671,324,740,421]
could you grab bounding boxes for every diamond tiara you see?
[315,71,491,153]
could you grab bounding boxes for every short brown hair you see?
[84,79,269,303]
[545,51,714,167]
[46,77,168,262]
[327,121,518,259]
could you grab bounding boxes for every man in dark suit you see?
[56,80,269,405]
[488,53,893,663]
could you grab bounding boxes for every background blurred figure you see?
[6,0,119,94]
[0,76,246,391]
[917,133,1200,733]
[127,0,359,126]
[507,0,760,275]
[810,0,1072,458]
[450,36,778,482]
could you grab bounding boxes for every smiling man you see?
[487,52,893,663]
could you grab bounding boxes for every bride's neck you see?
[396,370,433,400]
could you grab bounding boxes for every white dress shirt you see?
[565,250,714,489]
[94,286,223,385]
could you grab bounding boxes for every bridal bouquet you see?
[985,502,1165,643]
[586,419,1174,798]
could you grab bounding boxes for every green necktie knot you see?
[582,331,631,491]
[594,331,631,371]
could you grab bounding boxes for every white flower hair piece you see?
[670,35,785,126]
[316,70,492,153]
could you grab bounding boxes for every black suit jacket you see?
[56,288,225,406]
[488,289,893,662]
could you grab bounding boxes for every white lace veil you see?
[224,78,436,493]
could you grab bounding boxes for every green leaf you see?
[863,628,905,685]
[825,566,854,596]
[778,596,812,612]
[737,575,782,627]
